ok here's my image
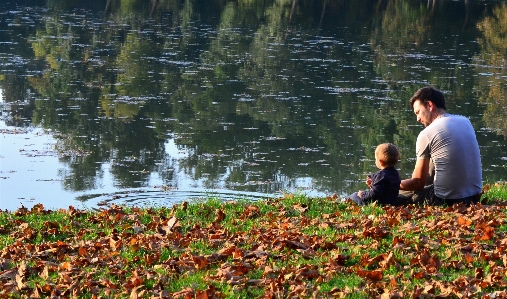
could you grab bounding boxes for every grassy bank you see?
[1,183,507,298]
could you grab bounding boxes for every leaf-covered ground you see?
[1,195,507,298]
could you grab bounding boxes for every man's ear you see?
[427,100,435,110]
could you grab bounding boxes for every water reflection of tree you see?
[475,3,507,138]
[22,10,169,190]
[2,0,503,197]
[0,73,35,127]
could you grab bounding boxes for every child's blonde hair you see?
[375,143,400,167]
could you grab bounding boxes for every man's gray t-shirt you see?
[416,114,482,199]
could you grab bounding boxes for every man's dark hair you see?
[409,86,447,110]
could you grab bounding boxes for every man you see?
[399,86,482,206]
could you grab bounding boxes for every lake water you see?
[1,0,506,211]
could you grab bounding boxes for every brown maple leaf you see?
[214,209,226,223]
[356,269,383,281]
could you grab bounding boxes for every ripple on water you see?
[76,188,276,210]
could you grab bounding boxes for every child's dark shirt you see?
[359,166,401,205]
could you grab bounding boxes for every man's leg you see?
[397,190,416,205]
[397,185,436,206]
[398,160,437,206]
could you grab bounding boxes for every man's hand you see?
[400,158,430,191]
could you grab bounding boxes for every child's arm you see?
[358,173,385,202]
[358,175,373,197]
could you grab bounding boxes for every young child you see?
[347,143,401,205]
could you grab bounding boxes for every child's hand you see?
[358,191,363,197]
[366,175,372,188]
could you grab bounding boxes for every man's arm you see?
[400,158,430,191]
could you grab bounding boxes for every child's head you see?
[374,143,399,169]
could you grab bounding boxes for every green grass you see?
[483,182,507,203]
[0,184,506,298]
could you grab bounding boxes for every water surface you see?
[1,0,506,211]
